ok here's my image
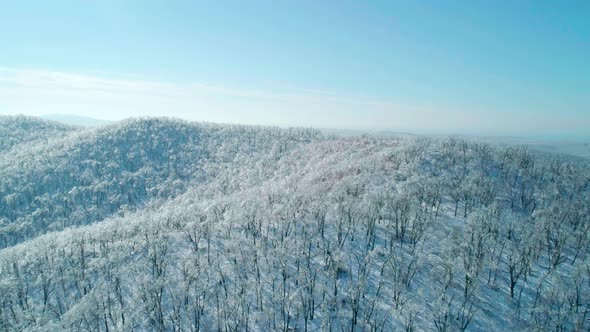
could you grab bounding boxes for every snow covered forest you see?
[0,115,589,331]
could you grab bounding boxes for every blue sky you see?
[1,1,588,136]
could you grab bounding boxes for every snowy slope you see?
[0,117,588,331]
[0,115,77,153]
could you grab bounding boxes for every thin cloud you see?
[0,68,416,128]
[1,67,582,136]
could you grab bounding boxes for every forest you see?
[0,115,589,331]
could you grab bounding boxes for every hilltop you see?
[0,115,77,152]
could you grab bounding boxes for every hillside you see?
[0,117,589,331]
[0,115,77,153]
[0,118,319,247]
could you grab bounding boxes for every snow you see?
[0,117,588,331]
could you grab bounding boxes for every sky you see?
[0,1,588,136]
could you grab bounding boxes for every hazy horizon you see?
[1,2,589,137]
[4,113,589,147]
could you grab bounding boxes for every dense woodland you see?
[0,116,75,153]
[0,116,589,331]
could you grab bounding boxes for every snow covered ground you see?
[0,116,588,331]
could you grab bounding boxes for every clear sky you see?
[1,1,588,136]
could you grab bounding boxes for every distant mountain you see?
[0,116,588,332]
[469,135,590,160]
[41,113,112,127]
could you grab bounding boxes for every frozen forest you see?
[0,115,589,331]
